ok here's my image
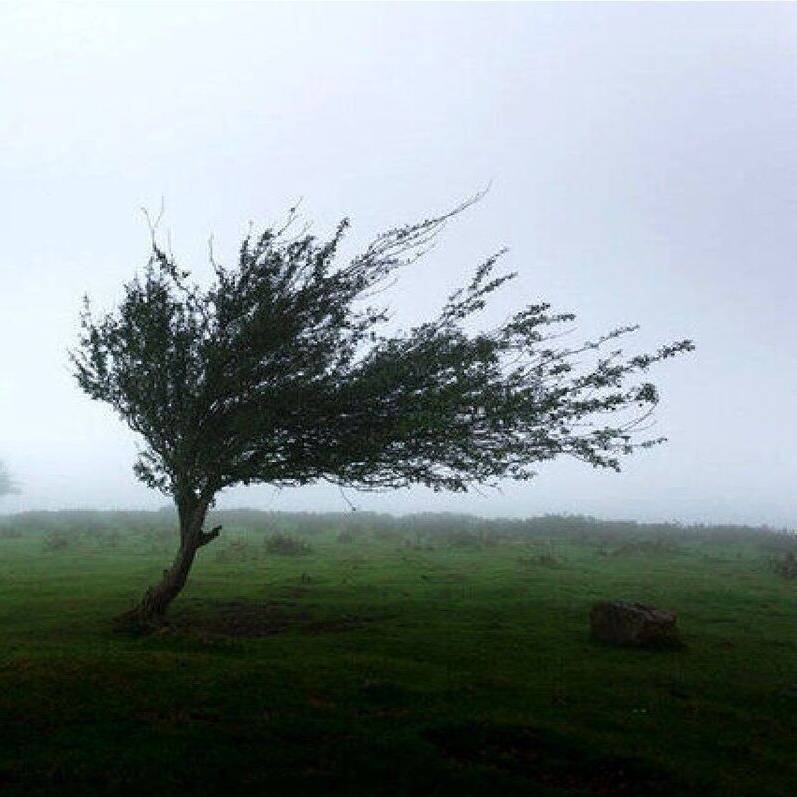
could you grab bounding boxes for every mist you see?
[1,2,796,527]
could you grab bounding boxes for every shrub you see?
[769,553,797,580]
[758,534,797,555]
[42,531,74,552]
[264,533,313,556]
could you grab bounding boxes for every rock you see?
[589,601,681,648]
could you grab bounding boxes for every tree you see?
[71,196,693,626]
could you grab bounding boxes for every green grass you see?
[0,513,795,796]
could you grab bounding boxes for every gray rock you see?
[590,601,681,648]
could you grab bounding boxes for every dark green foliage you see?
[71,197,693,504]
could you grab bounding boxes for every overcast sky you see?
[1,2,795,527]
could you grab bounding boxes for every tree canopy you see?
[72,198,692,503]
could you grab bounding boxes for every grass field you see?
[0,510,795,796]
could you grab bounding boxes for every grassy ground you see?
[0,512,795,796]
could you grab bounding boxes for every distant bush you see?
[42,531,75,552]
[757,534,797,555]
[518,553,562,568]
[264,533,312,556]
[204,509,393,538]
[0,526,23,539]
[769,553,797,580]
[429,528,502,550]
[608,539,683,557]
[439,530,483,549]
[0,508,792,553]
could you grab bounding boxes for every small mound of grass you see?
[161,599,382,639]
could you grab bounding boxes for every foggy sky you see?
[1,2,796,527]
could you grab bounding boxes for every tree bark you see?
[116,495,221,629]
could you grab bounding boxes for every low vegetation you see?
[264,532,314,557]
[769,552,797,580]
[0,510,794,795]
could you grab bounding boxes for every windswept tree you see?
[71,196,693,625]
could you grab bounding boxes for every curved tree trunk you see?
[135,537,201,621]
[116,495,221,630]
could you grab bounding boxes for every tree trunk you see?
[116,495,221,630]
[135,536,201,621]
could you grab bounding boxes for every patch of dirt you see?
[300,614,374,634]
[168,600,385,638]
[173,600,307,637]
[425,723,672,795]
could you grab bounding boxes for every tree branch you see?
[197,525,222,547]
